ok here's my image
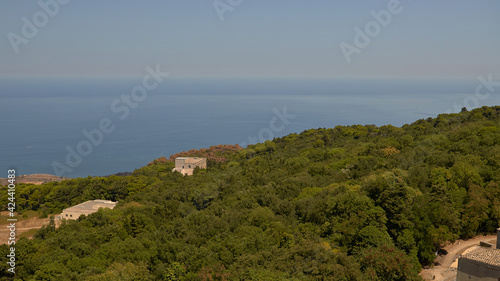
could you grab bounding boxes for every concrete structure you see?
[457,228,500,281]
[59,199,117,220]
[172,157,207,176]
[498,228,500,251]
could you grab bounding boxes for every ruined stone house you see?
[172,157,207,176]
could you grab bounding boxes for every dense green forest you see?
[2,106,500,280]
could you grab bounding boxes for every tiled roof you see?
[461,247,500,269]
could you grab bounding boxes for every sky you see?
[1,0,499,79]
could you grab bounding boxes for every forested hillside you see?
[1,106,500,280]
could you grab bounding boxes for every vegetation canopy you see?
[1,106,500,280]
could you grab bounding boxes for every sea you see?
[1,77,498,178]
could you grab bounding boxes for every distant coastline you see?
[0,174,70,186]
[0,171,139,185]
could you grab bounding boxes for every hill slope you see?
[1,106,500,280]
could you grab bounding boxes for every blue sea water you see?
[1,78,498,178]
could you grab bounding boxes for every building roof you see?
[461,247,500,270]
[185,158,205,164]
[176,157,206,164]
[63,199,117,212]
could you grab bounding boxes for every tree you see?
[360,244,422,281]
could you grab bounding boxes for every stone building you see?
[172,157,207,176]
[457,228,500,281]
[59,199,117,220]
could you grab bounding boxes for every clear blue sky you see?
[1,0,499,79]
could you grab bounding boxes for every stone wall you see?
[457,258,500,281]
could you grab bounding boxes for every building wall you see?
[59,200,117,220]
[457,258,500,281]
[174,158,206,169]
[60,209,94,220]
[175,158,186,169]
[497,228,500,250]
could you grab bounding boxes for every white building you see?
[172,157,207,176]
[59,199,117,220]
